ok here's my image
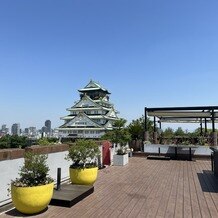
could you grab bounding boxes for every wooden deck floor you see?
[2,157,218,218]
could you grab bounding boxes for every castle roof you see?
[78,80,111,94]
[59,111,104,129]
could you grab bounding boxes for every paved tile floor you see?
[1,157,218,218]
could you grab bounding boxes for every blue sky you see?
[0,0,218,131]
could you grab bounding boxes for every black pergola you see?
[144,106,218,145]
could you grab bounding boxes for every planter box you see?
[11,182,54,214]
[113,154,129,166]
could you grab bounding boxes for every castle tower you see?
[57,80,119,139]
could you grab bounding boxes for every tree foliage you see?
[102,118,131,146]
[174,127,185,136]
[128,115,154,140]
[162,127,174,138]
[36,137,58,146]
[0,135,28,149]
[0,135,59,149]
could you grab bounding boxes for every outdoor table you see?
[168,145,198,161]
[210,147,218,176]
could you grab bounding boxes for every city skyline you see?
[0,120,52,133]
[0,119,58,139]
[1,1,218,131]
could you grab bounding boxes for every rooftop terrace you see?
[1,157,218,218]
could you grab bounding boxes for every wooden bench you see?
[147,155,170,160]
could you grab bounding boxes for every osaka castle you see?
[58,80,119,139]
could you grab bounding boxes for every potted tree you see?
[102,119,131,166]
[10,152,54,214]
[66,139,100,185]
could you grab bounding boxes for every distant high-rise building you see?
[41,126,48,133]
[11,123,20,136]
[1,124,9,135]
[24,128,29,135]
[29,127,37,136]
[45,120,51,133]
[5,128,9,134]
[2,124,6,131]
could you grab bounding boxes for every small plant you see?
[66,139,100,169]
[198,136,207,145]
[11,152,53,187]
[102,118,131,155]
[143,141,151,145]
[116,148,127,155]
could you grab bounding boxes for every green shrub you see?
[12,152,53,187]
[66,139,100,169]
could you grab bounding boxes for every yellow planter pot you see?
[11,182,54,214]
[69,167,98,185]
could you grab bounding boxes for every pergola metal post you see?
[212,110,215,132]
[158,121,161,129]
[144,107,149,142]
[200,118,203,136]
[204,118,207,134]
[153,116,158,144]
[212,110,217,146]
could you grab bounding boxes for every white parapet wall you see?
[0,158,24,206]
[47,151,70,181]
[0,150,69,207]
[0,143,105,207]
[143,144,212,156]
